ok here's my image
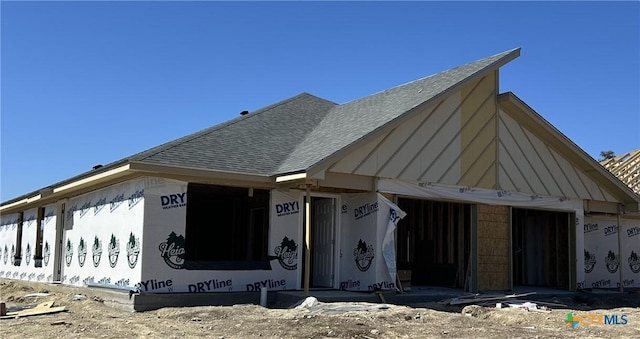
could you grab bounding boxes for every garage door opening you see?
[396,198,471,288]
[512,208,571,289]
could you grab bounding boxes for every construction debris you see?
[0,301,67,320]
[448,292,537,306]
[448,291,563,313]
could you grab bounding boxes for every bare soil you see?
[1,278,639,338]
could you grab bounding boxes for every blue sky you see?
[1,1,639,202]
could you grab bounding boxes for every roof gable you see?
[497,92,640,212]
[277,48,520,174]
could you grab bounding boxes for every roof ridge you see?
[340,48,520,107]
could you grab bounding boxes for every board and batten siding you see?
[497,108,618,202]
[459,71,498,188]
[328,72,499,189]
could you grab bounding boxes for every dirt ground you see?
[1,278,639,339]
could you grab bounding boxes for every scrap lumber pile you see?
[447,292,567,313]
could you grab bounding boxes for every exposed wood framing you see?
[600,149,640,195]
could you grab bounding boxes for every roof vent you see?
[93,164,103,170]
[240,110,249,116]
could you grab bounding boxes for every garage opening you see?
[396,198,471,288]
[512,208,570,289]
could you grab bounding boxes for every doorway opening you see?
[303,196,336,288]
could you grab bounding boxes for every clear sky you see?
[1,1,639,202]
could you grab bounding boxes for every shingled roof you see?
[129,93,337,174]
[132,48,520,176]
[2,48,520,205]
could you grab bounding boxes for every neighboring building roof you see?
[601,149,640,195]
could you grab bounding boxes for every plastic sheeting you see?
[339,193,405,291]
[378,179,581,210]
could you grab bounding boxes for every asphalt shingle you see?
[2,48,520,205]
[131,93,337,174]
[277,48,519,174]
[120,48,519,176]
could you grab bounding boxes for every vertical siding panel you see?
[460,72,498,188]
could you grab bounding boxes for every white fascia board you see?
[1,165,130,213]
[26,194,42,203]
[53,164,131,194]
[0,198,29,212]
[275,172,307,183]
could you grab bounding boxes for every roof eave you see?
[0,163,134,214]
[0,161,277,214]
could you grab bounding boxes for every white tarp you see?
[379,194,407,284]
[339,193,405,291]
[378,179,580,210]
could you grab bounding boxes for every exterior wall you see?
[0,204,57,283]
[583,215,640,289]
[0,213,19,277]
[139,178,301,293]
[136,178,406,294]
[476,204,510,290]
[61,178,145,287]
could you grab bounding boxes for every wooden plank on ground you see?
[449,292,537,305]
[0,301,67,320]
